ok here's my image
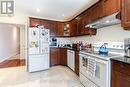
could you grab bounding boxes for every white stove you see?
[79,42,124,87]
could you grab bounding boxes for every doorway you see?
[0,23,27,68]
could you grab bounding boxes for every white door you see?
[20,25,28,61]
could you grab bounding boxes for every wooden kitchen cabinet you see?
[90,2,103,21]
[102,0,120,17]
[70,19,78,36]
[50,48,59,66]
[57,22,64,36]
[111,60,130,87]
[50,48,67,67]
[77,16,85,35]
[75,51,79,76]
[49,21,58,36]
[59,48,67,66]
[29,17,42,27]
[29,17,58,36]
[121,0,130,29]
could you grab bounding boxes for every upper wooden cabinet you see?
[70,19,78,36]
[121,0,130,29]
[102,0,120,17]
[29,17,58,36]
[57,22,64,36]
[29,17,42,27]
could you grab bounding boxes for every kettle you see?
[99,44,108,55]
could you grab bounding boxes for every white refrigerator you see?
[28,27,50,72]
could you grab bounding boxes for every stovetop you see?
[80,51,121,61]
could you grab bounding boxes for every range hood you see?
[85,12,121,29]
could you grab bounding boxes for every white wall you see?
[70,24,130,43]
[0,24,20,62]
[0,13,29,25]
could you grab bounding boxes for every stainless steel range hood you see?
[85,12,121,29]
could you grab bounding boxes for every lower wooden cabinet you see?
[50,48,67,67]
[50,48,59,66]
[59,48,67,66]
[111,60,130,87]
[75,51,79,76]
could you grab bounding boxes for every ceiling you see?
[15,0,99,21]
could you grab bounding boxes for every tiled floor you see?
[0,66,84,87]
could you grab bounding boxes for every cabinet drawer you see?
[112,60,130,75]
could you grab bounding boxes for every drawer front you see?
[112,60,130,75]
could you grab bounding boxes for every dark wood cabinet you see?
[102,0,120,17]
[111,60,130,87]
[29,17,58,36]
[57,22,64,36]
[29,17,42,27]
[59,48,67,66]
[75,51,79,76]
[49,21,58,36]
[121,0,130,29]
[50,48,59,66]
[70,19,78,36]
[50,48,67,67]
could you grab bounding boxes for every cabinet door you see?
[91,2,103,21]
[77,17,84,35]
[29,18,42,27]
[49,21,58,36]
[75,51,79,76]
[70,19,78,36]
[59,48,67,66]
[112,71,130,87]
[57,22,64,36]
[102,0,119,16]
[50,48,59,66]
[41,20,50,29]
[121,0,130,29]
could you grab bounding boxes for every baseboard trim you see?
[0,53,19,63]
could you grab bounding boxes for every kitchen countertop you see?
[79,50,121,61]
[50,46,79,51]
[111,56,130,65]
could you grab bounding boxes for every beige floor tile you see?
[0,66,83,87]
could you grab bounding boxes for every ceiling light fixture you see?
[62,14,65,17]
[36,8,40,13]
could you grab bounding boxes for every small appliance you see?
[124,38,130,58]
[50,38,57,46]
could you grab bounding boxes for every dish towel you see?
[87,58,96,77]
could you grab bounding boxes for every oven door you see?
[87,57,109,87]
[79,54,88,75]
